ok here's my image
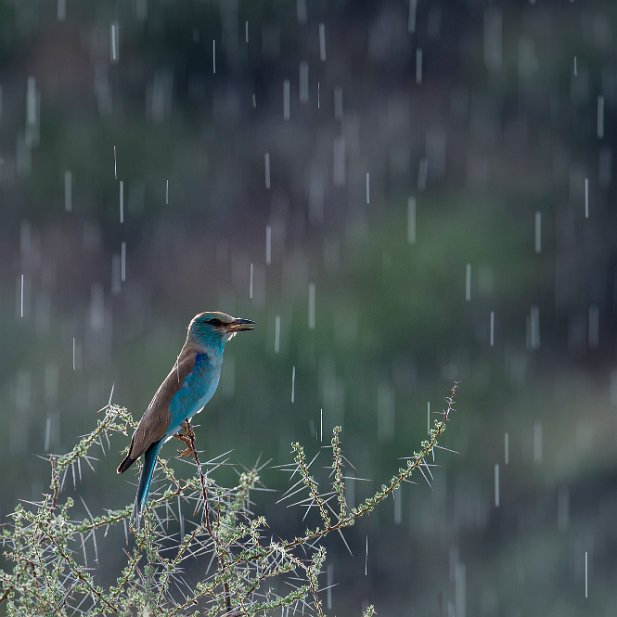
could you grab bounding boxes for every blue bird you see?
[117,311,255,522]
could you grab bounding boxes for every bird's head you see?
[187,311,255,349]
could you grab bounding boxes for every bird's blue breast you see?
[168,352,222,435]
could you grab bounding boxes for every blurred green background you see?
[2,0,617,614]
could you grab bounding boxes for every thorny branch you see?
[0,385,458,616]
[185,420,234,616]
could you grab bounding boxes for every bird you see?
[117,311,255,523]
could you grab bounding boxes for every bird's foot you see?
[174,420,196,457]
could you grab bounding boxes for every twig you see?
[186,421,235,616]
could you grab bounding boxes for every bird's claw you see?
[174,432,194,457]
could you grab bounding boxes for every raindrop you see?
[518,36,538,77]
[265,225,272,265]
[64,171,73,212]
[494,464,500,507]
[426,400,431,433]
[149,69,173,122]
[297,0,307,24]
[610,369,617,405]
[111,254,121,294]
[408,0,417,33]
[245,20,249,44]
[24,77,39,152]
[44,364,59,405]
[299,62,309,103]
[264,152,271,189]
[597,95,604,139]
[120,241,126,282]
[178,495,184,541]
[44,416,52,451]
[283,79,290,120]
[465,263,471,301]
[249,262,254,299]
[365,172,370,205]
[119,180,124,223]
[584,551,589,598]
[417,157,428,190]
[15,370,31,413]
[483,8,503,71]
[584,177,589,218]
[136,0,147,21]
[26,77,37,128]
[110,22,119,63]
[504,432,509,465]
[165,179,169,204]
[528,305,540,350]
[320,408,323,442]
[326,564,333,609]
[274,315,281,353]
[407,196,416,244]
[364,535,369,576]
[489,311,495,346]
[415,48,423,84]
[94,66,112,116]
[252,93,256,108]
[19,274,24,318]
[291,365,296,403]
[319,23,326,61]
[90,284,105,331]
[573,55,578,76]
[377,383,395,442]
[308,282,316,330]
[334,86,343,119]
[393,490,402,525]
[317,81,320,109]
[113,145,117,179]
[534,211,541,253]
[455,562,466,617]
[212,39,216,74]
[57,0,66,21]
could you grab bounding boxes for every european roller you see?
[117,311,255,522]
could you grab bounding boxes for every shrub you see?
[0,385,458,616]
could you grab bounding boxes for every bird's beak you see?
[227,317,256,332]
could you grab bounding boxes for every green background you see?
[2,1,617,614]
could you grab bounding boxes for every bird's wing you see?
[127,348,199,460]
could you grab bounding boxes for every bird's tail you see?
[132,439,163,528]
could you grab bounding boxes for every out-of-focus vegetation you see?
[1,1,617,615]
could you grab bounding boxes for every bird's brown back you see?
[126,344,201,460]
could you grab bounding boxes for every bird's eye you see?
[207,318,223,327]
